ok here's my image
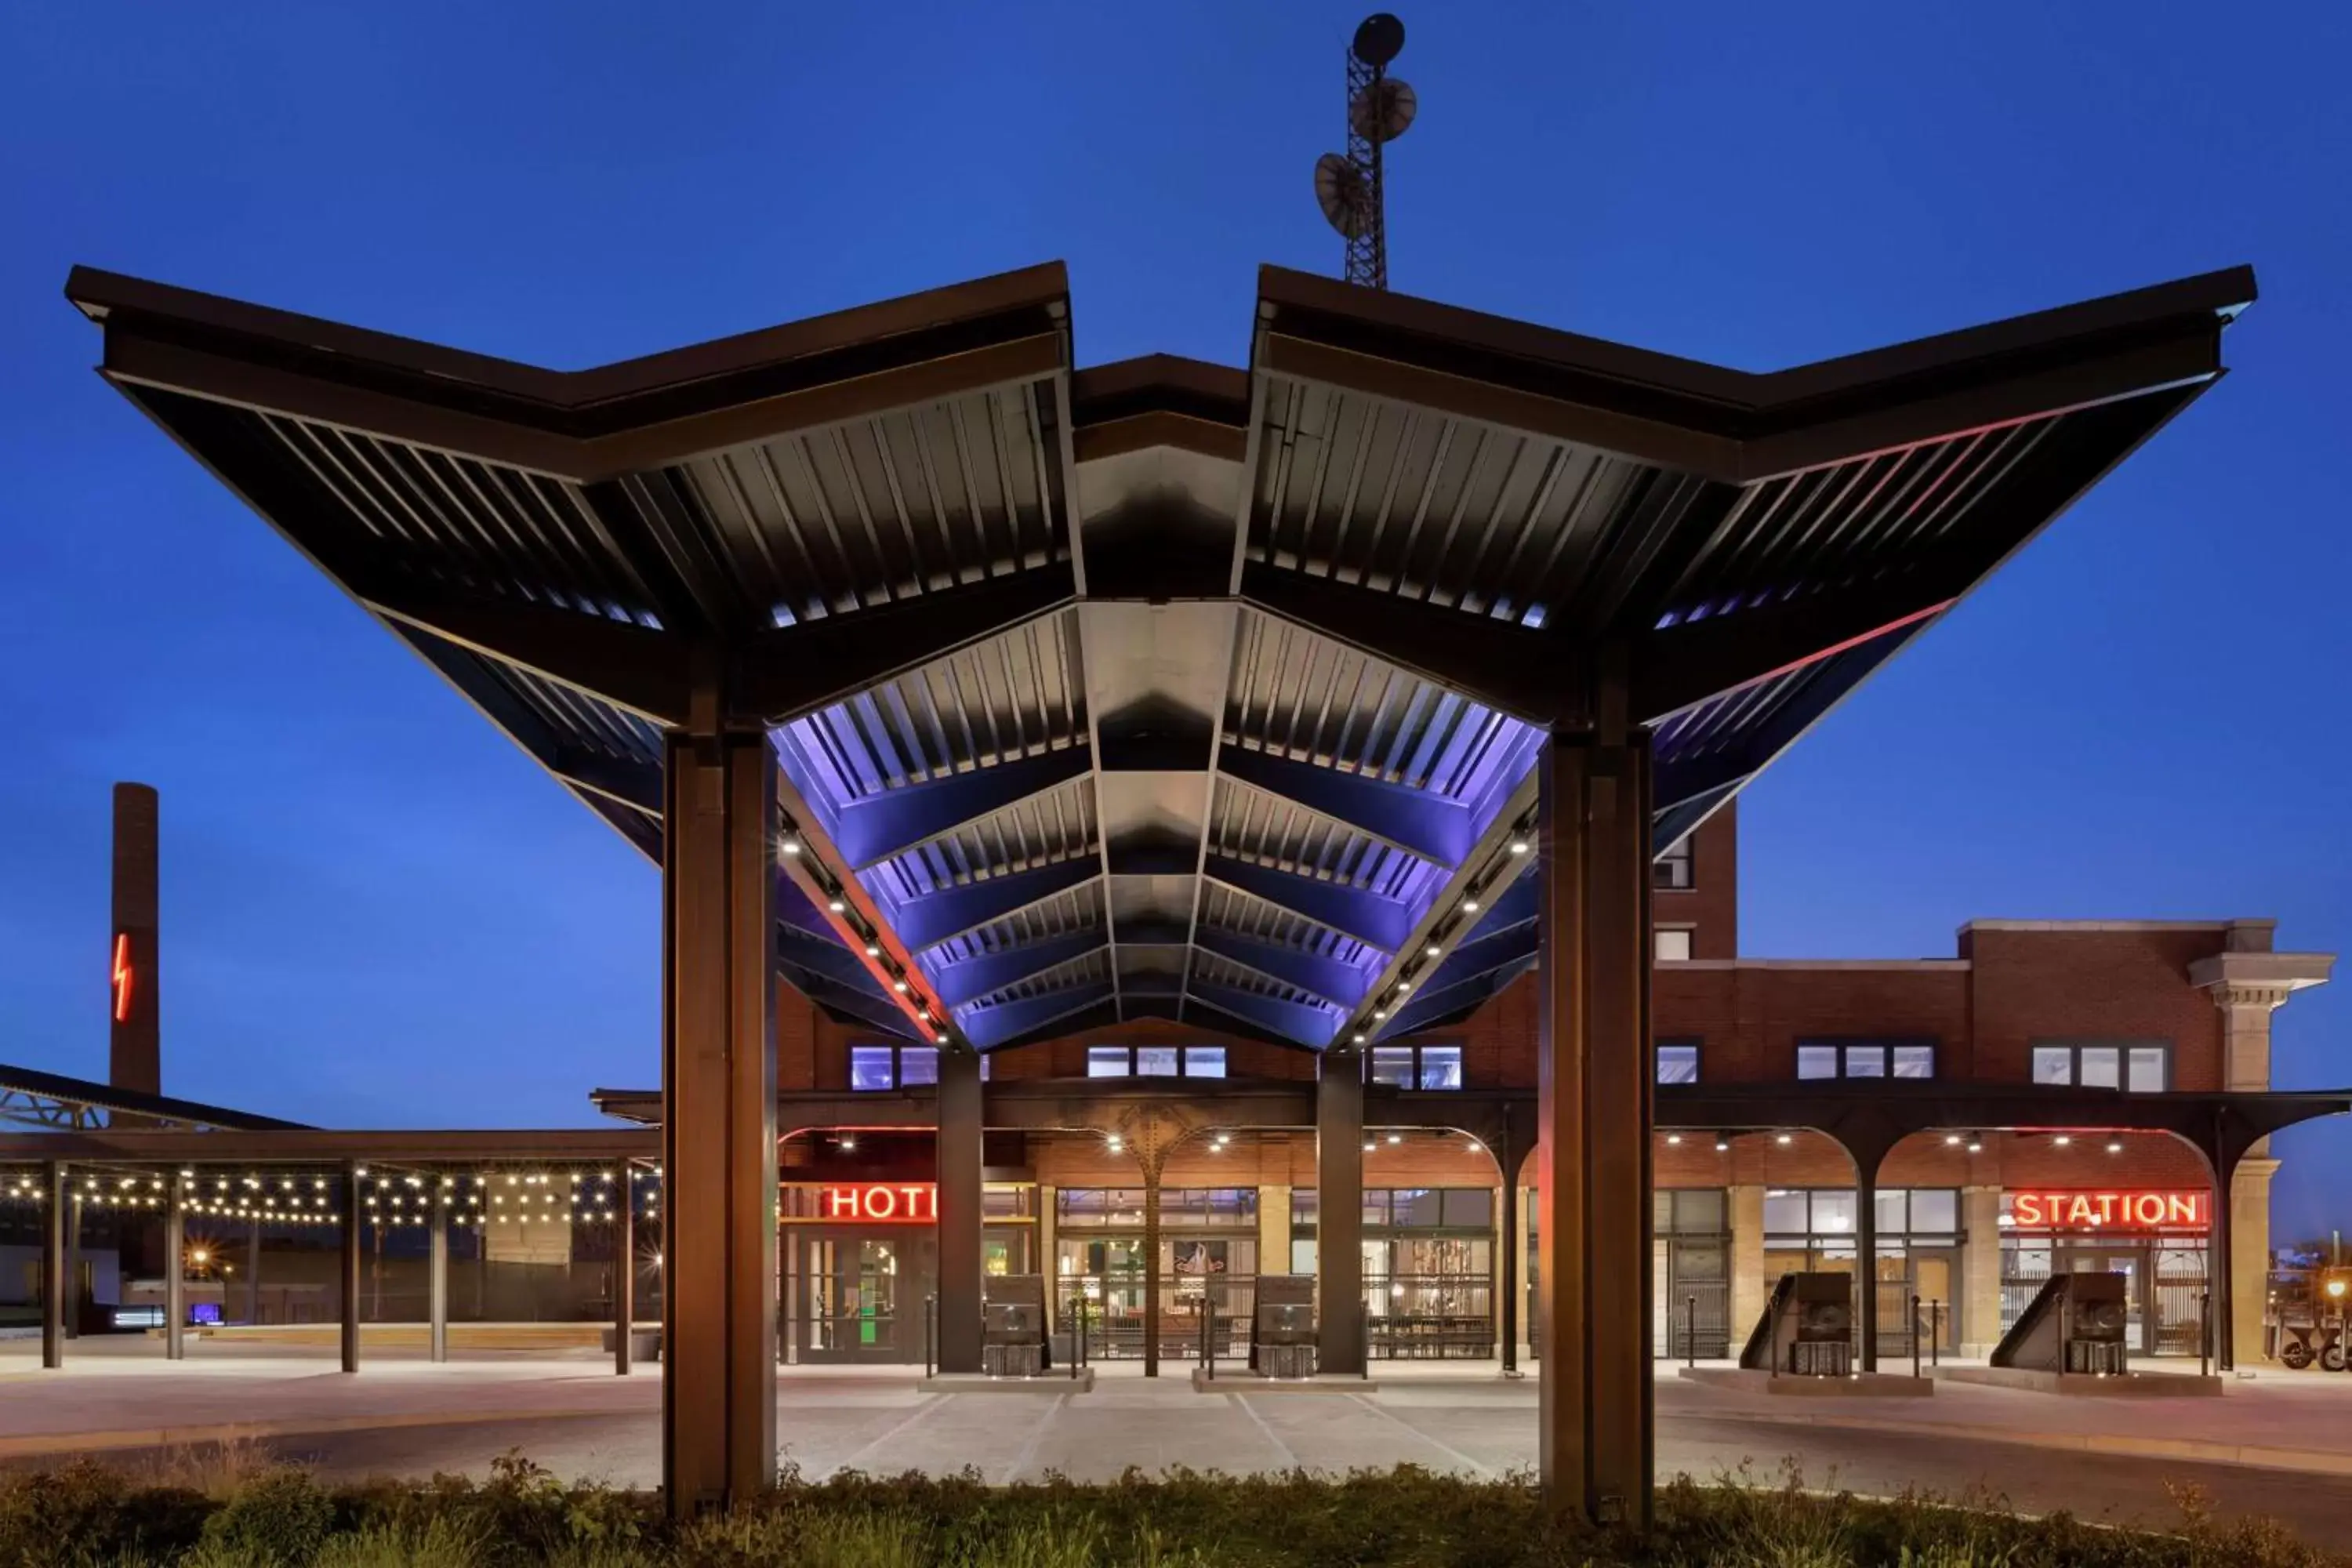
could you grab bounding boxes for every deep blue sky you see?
[2,2,2346,1236]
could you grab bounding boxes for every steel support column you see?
[935,1047,984,1374]
[41,1162,64,1369]
[1142,1167,1163,1377]
[165,1187,186,1361]
[340,1161,361,1374]
[1534,724,1654,1528]
[2208,1116,2238,1374]
[661,728,779,1515]
[1855,1155,1879,1373]
[1316,1047,1367,1375]
[615,1163,635,1376]
[428,1189,449,1364]
[246,1215,260,1327]
[64,1194,80,1341]
[1497,1136,1520,1377]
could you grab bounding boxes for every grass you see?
[0,1452,2336,1568]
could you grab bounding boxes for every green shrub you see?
[0,1459,2343,1568]
[194,1470,333,1568]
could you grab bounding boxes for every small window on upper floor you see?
[2031,1042,2169,1093]
[1656,1042,1700,1084]
[1655,927,1693,962]
[1653,835,1694,891]
[1363,1043,1462,1090]
[1087,1044,1230,1078]
[1798,1040,1935,1081]
[849,1044,941,1091]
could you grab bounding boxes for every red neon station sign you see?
[822,1183,937,1222]
[2011,1190,2208,1230]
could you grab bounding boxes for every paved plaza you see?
[8,1338,2352,1544]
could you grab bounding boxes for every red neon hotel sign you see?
[2011,1190,2207,1230]
[822,1184,936,1222]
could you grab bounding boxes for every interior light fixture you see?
[866,944,882,958]
[1966,1139,1984,1154]
[2106,1138,2124,1153]
[780,838,801,856]
[1386,1132,1402,1145]
[1665,1134,1682,1145]
[1425,944,1443,957]
[2053,1134,2073,1147]
[1462,899,1480,913]
[1944,1134,1962,1146]
[1509,840,1530,855]
[828,898,847,913]
[1714,1138,1730,1152]
[1774,1133,1792,1146]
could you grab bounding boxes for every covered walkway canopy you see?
[67,257,2255,1522]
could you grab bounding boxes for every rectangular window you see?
[1797,1040,1935,1080]
[1391,1188,1444,1227]
[1908,1189,1958,1232]
[1417,1045,1463,1091]
[1134,1046,1180,1077]
[1183,1046,1227,1078]
[1654,927,1693,962]
[1809,1190,1857,1236]
[1656,1043,1700,1084]
[849,1046,898,1091]
[1086,1046,1131,1078]
[1654,835,1694,891]
[2030,1041,2169,1092]
[1368,1047,1416,1087]
[1762,1190,1809,1233]
[1442,1188,1494,1227]
[897,1047,939,1087]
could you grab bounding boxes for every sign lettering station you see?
[2009,1190,2208,1230]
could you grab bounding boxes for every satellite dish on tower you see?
[1316,15,1415,289]
[1315,153,1373,239]
[1352,13,1406,67]
[1348,78,1417,143]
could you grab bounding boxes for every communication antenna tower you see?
[1315,14,1417,289]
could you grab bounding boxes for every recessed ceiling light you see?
[1665,1134,1682,1145]
[1774,1133,1792,1146]
[1509,840,1529,855]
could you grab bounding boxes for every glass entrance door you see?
[796,1233,931,1363]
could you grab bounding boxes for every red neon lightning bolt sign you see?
[111,933,133,1024]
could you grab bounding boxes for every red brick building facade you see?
[767,801,2330,1367]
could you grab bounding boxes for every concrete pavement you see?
[9,1341,2352,1542]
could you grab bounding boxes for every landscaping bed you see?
[0,1453,2338,1567]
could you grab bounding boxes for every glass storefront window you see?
[1290,1189,1317,1224]
[1392,1189,1444,1227]
[1876,1189,1909,1234]
[1810,1190,1857,1236]
[1909,1190,1958,1232]
[1442,1189,1492,1227]
[1762,1190,1808,1233]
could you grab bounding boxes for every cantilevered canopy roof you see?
[67,260,2252,1054]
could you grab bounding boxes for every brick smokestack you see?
[110,782,161,1095]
